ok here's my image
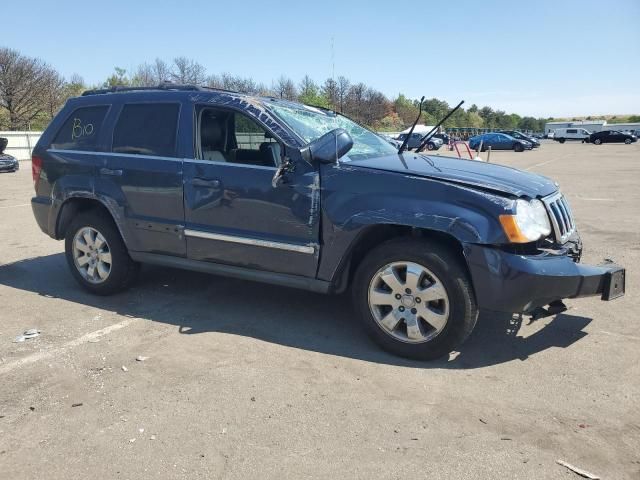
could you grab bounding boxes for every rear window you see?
[112,103,180,157]
[51,105,109,151]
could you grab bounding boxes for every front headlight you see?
[499,199,552,243]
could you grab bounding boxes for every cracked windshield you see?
[267,103,398,160]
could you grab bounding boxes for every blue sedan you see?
[469,133,533,152]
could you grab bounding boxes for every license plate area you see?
[602,268,625,300]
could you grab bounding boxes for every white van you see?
[553,128,591,143]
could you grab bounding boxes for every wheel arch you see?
[330,224,469,294]
[55,196,129,248]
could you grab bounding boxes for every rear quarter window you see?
[51,105,109,151]
[112,103,180,157]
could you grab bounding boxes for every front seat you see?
[201,113,227,162]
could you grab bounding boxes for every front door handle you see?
[100,168,123,176]
[192,177,221,188]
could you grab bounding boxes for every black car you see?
[589,130,638,145]
[0,153,19,172]
[498,130,541,147]
[395,132,442,151]
[468,133,533,152]
[30,84,625,360]
[0,137,19,172]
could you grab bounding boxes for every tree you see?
[0,47,57,130]
[298,75,329,107]
[171,57,206,85]
[321,78,338,110]
[336,76,350,113]
[104,67,130,87]
[273,76,297,100]
[393,94,419,127]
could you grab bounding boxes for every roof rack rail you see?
[81,83,239,96]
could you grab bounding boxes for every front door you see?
[182,106,320,278]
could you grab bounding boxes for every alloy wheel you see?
[368,261,449,344]
[72,227,112,284]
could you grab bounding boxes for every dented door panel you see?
[183,160,320,277]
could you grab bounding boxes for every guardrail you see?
[0,131,42,160]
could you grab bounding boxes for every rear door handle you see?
[100,168,123,176]
[192,178,221,188]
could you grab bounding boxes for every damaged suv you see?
[30,85,625,360]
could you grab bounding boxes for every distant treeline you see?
[2,47,633,133]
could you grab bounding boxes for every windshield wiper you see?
[398,96,425,154]
[415,100,464,153]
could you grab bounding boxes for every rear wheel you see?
[594,138,602,145]
[625,138,632,144]
[352,238,478,360]
[64,211,139,295]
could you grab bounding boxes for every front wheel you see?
[65,211,139,295]
[514,143,524,152]
[558,138,566,144]
[352,238,478,360]
[427,142,435,151]
[625,138,632,144]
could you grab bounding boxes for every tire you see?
[514,143,524,152]
[558,138,566,144]
[352,238,478,360]
[624,138,631,144]
[64,210,139,295]
[594,138,602,145]
[427,142,435,151]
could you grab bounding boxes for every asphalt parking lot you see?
[1,141,639,479]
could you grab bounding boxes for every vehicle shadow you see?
[0,253,592,369]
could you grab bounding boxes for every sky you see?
[3,0,639,118]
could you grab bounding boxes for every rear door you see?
[182,105,320,277]
[102,101,186,256]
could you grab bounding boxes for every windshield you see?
[266,103,398,160]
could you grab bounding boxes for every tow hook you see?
[528,300,568,321]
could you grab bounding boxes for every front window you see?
[266,103,398,161]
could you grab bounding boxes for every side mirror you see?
[304,128,353,164]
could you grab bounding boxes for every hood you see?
[346,153,558,198]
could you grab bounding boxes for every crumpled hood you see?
[347,153,558,198]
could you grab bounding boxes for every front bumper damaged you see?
[464,243,625,314]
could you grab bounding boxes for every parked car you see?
[0,138,19,173]
[0,153,19,173]
[395,132,443,151]
[468,133,532,152]
[553,128,591,143]
[431,132,451,145]
[545,131,555,139]
[589,130,638,145]
[498,130,541,148]
[30,85,625,360]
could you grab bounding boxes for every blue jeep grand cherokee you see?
[30,85,625,360]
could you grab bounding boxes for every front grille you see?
[543,192,576,243]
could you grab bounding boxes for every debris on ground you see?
[135,356,148,362]
[129,438,136,443]
[479,418,488,424]
[556,459,600,479]
[87,338,100,343]
[13,329,41,342]
[121,366,128,372]
[71,403,83,408]
[150,435,156,440]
